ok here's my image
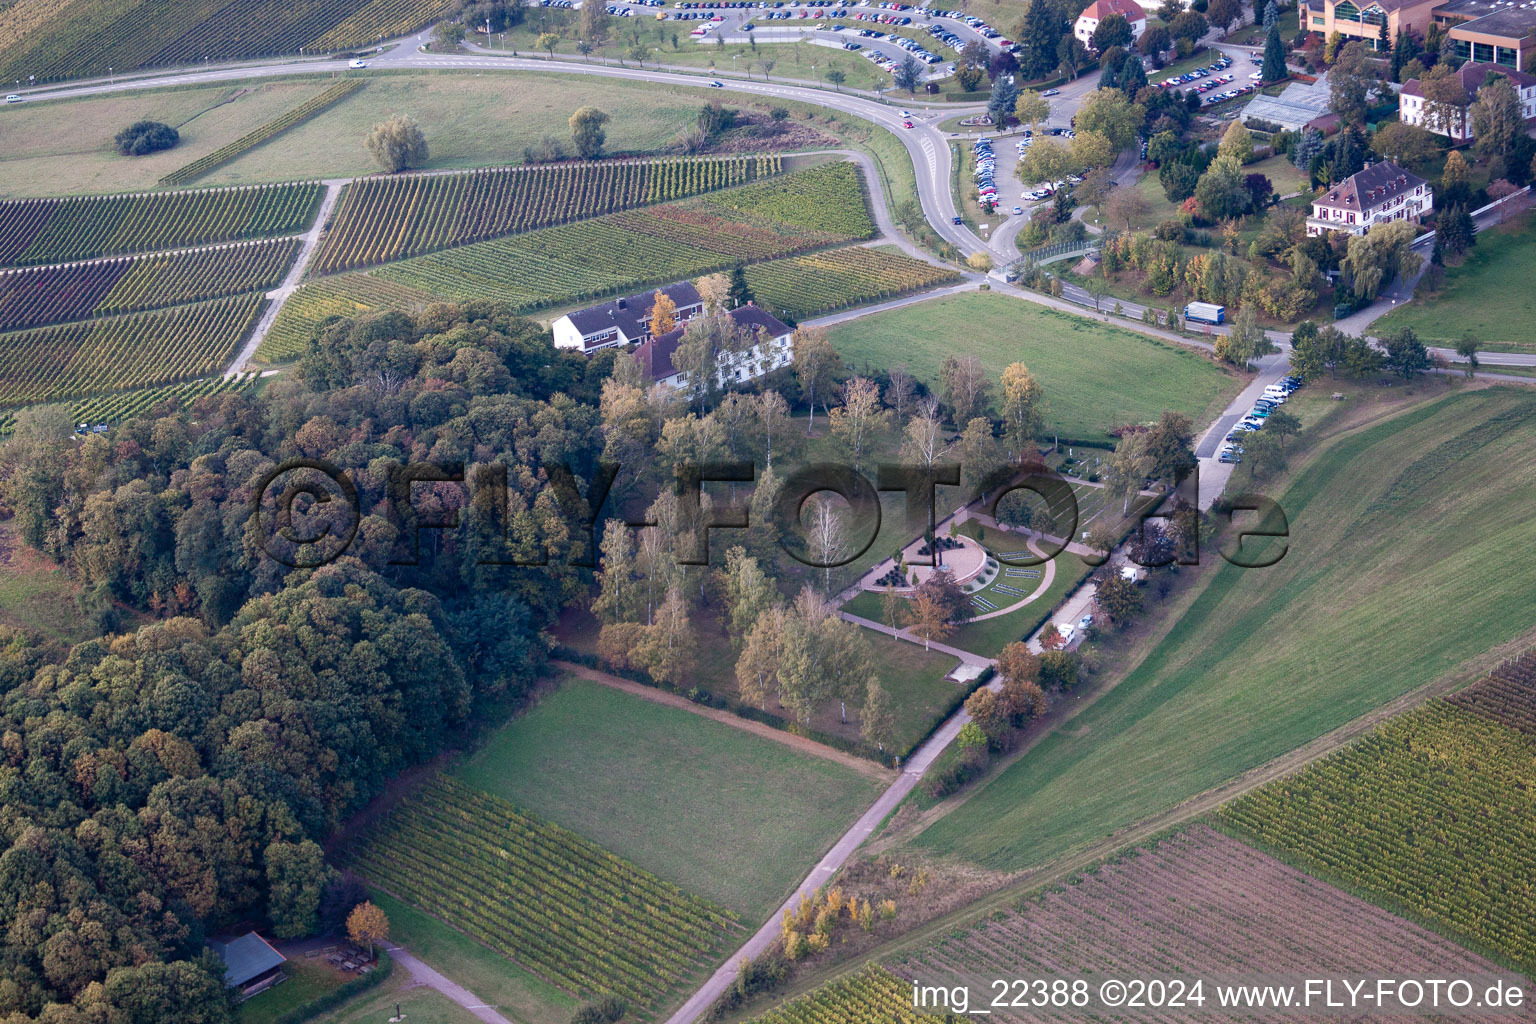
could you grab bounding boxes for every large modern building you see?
[1400,61,1536,139]
[1304,0,1440,50]
[1306,161,1434,236]
[1074,0,1147,47]
[636,303,794,391]
[1433,0,1536,71]
[1305,0,1536,66]
[550,282,705,353]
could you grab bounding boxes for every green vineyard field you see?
[259,274,438,363]
[346,775,737,1009]
[160,81,367,186]
[0,0,448,84]
[0,294,264,405]
[0,238,298,331]
[312,155,782,274]
[260,162,876,357]
[0,182,322,267]
[311,0,457,49]
[699,160,875,238]
[744,247,959,321]
[1219,695,1536,972]
[0,374,260,435]
[748,967,956,1024]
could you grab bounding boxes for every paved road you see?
[385,944,515,1024]
[658,675,984,1024]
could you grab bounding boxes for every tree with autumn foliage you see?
[347,901,390,957]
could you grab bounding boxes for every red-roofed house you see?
[1306,161,1433,237]
[1074,0,1146,47]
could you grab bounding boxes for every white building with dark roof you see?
[1399,62,1536,141]
[550,282,704,353]
[1306,161,1433,236]
[636,303,794,391]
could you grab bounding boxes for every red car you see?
[903,120,914,128]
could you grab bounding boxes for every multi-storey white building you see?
[1399,62,1536,141]
[1306,161,1434,237]
[636,304,794,391]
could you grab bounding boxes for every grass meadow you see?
[911,386,1536,872]
[454,676,882,919]
[827,291,1241,444]
[1372,213,1536,353]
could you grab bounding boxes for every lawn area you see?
[365,893,576,1024]
[910,385,1536,872]
[1246,152,1308,198]
[1372,212,1536,352]
[0,79,335,197]
[0,525,88,643]
[16,71,850,187]
[238,959,349,1024]
[453,677,883,919]
[946,534,1094,658]
[308,977,487,1024]
[828,291,1242,443]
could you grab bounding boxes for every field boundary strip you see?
[160,80,368,187]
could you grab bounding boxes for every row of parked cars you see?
[928,9,1013,48]
[1158,55,1232,89]
[1218,376,1303,463]
[974,137,997,208]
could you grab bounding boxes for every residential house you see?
[635,303,794,391]
[550,282,704,353]
[1306,161,1434,236]
[209,933,287,1000]
[1399,61,1536,140]
[1074,0,1147,47]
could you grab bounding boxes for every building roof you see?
[1080,0,1145,20]
[209,933,286,988]
[1241,74,1334,129]
[635,304,792,382]
[1315,160,1428,211]
[1453,5,1536,35]
[561,281,702,341]
[1402,60,1536,97]
[1436,0,1536,30]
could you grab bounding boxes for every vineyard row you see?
[0,182,322,267]
[312,154,782,274]
[0,294,264,406]
[0,238,299,332]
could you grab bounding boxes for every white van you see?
[4,94,20,104]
